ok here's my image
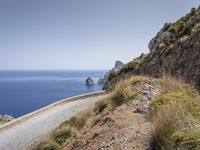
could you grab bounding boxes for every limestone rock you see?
[86,77,94,86]
[101,61,124,87]
[114,61,124,71]
[148,23,175,51]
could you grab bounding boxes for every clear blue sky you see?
[0,0,199,70]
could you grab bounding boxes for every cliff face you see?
[106,7,200,91]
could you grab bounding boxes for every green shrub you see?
[120,54,145,74]
[120,60,139,73]
[150,75,200,150]
[66,111,91,129]
[150,91,200,117]
[149,92,192,112]
[53,127,72,145]
[170,131,200,149]
[109,76,143,107]
[36,141,60,150]
[108,71,119,81]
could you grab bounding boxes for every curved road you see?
[0,92,106,150]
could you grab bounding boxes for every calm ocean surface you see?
[0,70,106,118]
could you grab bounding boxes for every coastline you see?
[0,91,106,133]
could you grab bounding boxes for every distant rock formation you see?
[86,77,95,86]
[99,61,124,87]
[105,7,200,91]
[113,61,124,72]
[98,77,105,85]
[0,114,14,125]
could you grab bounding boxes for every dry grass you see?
[50,126,72,145]
[94,99,109,114]
[35,75,148,149]
[66,109,91,129]
[160,74,197,97]
[35,109,92,150]
[34,140,60,150]
[150,75,200,150]
[109,76,146,107]
[94,76,146,110]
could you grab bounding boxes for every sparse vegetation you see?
[109,76,146,107]
[119,53,146,74]
[108,71,119,81]
[159,74,197,97]
[51,127,72,145]
[35,74,200,150]
[94,99,109,114]
[65,110,91,129]
[35,141,59,150]
[150,75,200,150]
[35,109,92,150]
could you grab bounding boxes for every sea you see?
[0,70,106,118]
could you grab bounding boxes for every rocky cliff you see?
[105,6,200,91]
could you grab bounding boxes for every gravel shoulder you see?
[0,93,106,150]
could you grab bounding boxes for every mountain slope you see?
[106,7,200,91]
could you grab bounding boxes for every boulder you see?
[86,77,95,86]
[0,114,14,125]
[148,23,175,52]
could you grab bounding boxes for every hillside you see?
[105,6,200,91]
[35,75,200,150]
[34,6,200,150]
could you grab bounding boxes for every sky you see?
[0,0,199,70]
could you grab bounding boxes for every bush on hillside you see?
[66,111,91,129]
[109,76,146,107]
[150,75,200,150]
[108,71,119,81]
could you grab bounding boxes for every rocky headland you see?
[105,7,200,91]
[98,61,124,86]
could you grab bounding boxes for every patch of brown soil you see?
[62,79,159,150]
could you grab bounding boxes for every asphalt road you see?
[0,94,106,150]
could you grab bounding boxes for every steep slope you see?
[105,6,200,91]
[62,78,159,150]
[36,75,200,150]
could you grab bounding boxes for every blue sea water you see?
[0,70,106,118]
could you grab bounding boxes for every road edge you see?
[0,91,106,132]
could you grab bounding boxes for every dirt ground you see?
[62,79,159,150]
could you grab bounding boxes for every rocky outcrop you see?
[0,114,14,125]
[113,61,124,72]
[99,61,124,87]
[85,77,94,86]
[137,7,200,90]
[98,77,105,85]
[148,23,175,52]
[86,77,95,86]
[106,7,200,91]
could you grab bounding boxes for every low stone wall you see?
[0,91,106,132]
